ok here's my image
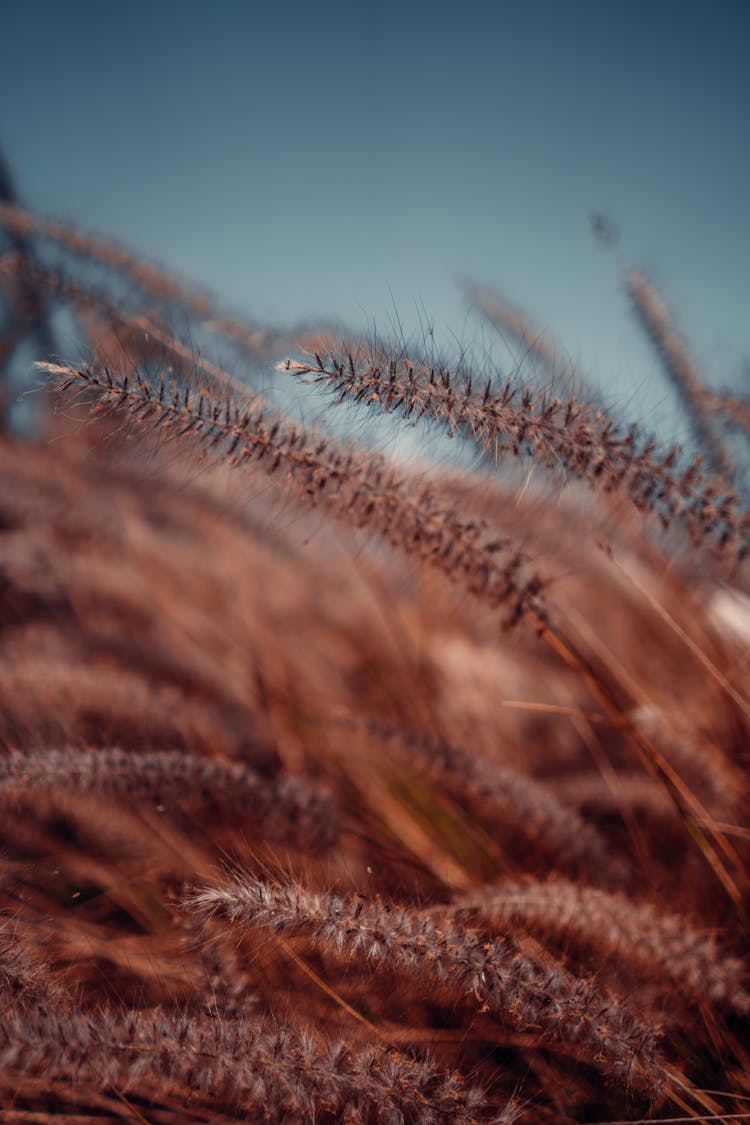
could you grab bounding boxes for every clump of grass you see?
[1,192,750,1124]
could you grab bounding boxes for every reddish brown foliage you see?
[0,204,749,1123]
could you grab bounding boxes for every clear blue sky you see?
[2,0,748,435]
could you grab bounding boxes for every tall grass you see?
[1,193,750,1123]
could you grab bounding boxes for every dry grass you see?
[1,195,750,1123]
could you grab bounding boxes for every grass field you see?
[1,195,750,1123]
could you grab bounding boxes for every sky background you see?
[1,0,748,440]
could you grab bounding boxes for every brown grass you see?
[1,201,749,1123]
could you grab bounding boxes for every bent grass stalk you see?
[0,748,340,852]
[39,360,548,629]
[281,349,750,560]
[338,717,624,882]
[0,1007,507,1123]
[190,874,668,1096]
[627,271,733,480]
[450,878,750,1016]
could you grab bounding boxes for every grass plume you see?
[0,196,749,1122]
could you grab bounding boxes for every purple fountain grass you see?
[627,271,733,480]
[190,874,668,1096]
[1,196,748,1122]
[0,748,340,852]
[0,1006,513,1124]
[40,360,548,629]
[450,877,750,1016]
